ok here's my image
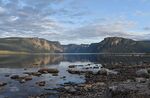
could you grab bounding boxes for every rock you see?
[109,85,118,92]
[98,68,108,75]
[83,84,93,91]
[98,68,118,75]
[24,76,32,81]
[68,65,76,68]
[5,74,10,77]
[135,78,147,83]
[60,76,66,79]
[109,85,130,96]
[24,72,42,77]
[19,79,26,83]
[95,82,106,86]
[38,68,59,74]
[77,84,85,87]
[11,75,32,83]
[36,81,46,86]
[10,75,19,79]
[64,86,76,93]
[0,82,7,87]
[147,68,150,73]
[52,73,58,76]
[136,69,149,77]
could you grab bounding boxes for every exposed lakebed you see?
[0,54,150,98]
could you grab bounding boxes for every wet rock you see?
[5,74,10,77]
[83,84,93,91]
[77,84,85,87]
[147,68,150,73]
[64,86,76,93]
[109,85,130,96]
[11,75,32,83]
[135,77,147,83]
[10,75,19,79]
[36,81,46,86]
[38,68,59,74]
[60,76,66,79]
[24,76,32,81]
[24,68,27,70]
[24,72,42,77]
[52,73,58,76]
[0,82,7,87]
[98,68,118,75]
[136,69,149,77]
[109,85,118,92]
[95,82,106,86]
[68,65,76,68]
[19,79,26,83]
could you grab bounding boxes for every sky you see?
[0,0,150,44]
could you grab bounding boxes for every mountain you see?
[90,37,150,53]
[63,44,89,53]
[0,37,150,53]
[0,37,63,53]
[64,37,150,53]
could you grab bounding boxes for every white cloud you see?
[0,6,5,14]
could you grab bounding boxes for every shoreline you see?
[0,51,150,56]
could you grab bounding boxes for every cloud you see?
[0,0,88,40]
[143,27,150,31]
[66,19,136,40]
[0,0,150,44]
[0,6,6,14]
[135,10,150,16]
[0,0,74,37]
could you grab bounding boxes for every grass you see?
[0,50,28,55]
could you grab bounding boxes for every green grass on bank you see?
[0,50,28,55]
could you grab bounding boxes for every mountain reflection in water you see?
[0,54,150,68]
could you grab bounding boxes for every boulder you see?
[98,68,118,75]
[24,72,42,77]
[64,86,76,93]
[135,78,147,83]
[19,79,26,83]
[24,76,32,81]
[38,68,59,74]
[136,69,149,77]
[0,82,7,87]
[36,81,46,86]
[10,75,20,79]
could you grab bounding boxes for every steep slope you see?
[63,44,89,53]
[89,37,150,53]
[0,37,150,53]
[0,37,63,53]
[64,37,150,53]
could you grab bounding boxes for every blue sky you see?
[0,0,150,44]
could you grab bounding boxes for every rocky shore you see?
[1,64,150,98]
[59,63,150,98]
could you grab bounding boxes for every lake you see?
[0,53,150,98]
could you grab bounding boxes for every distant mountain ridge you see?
[0,37,63,53]
[64,37,150,53]
[0,37,150,53]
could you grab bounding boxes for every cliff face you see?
[0,37,63,53]
[96,37,150,53]
[0,37,150,53]
[88,37,139,53]
[64,37,150,53]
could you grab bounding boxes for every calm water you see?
[0,54,150,98]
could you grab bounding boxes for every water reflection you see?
[0,54,150,68]
[0,54,150,98]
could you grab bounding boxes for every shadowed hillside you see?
[0,37,63,53]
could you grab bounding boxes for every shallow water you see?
[0,54,150,98]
